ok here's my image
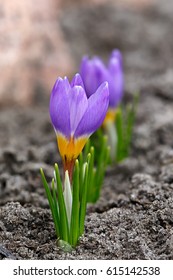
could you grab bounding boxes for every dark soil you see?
[1,0,173,259]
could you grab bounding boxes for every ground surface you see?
[0,0,173,259]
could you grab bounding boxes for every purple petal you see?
[70,73,84,88]
[80,56,107,97]
[110,49,123,65]
[108,57,124,107]
[68,86,88,134]
[49,77,71,138]
[80,56,89,80]
[108,56,122,75]
[52,76,70,93]
[92,57,107,85]
[80,57,95,97]
[74,82,109,137]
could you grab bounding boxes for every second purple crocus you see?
[80,49,124,125]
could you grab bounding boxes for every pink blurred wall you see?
[0,0,152,105]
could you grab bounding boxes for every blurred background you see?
[0,0,172,106]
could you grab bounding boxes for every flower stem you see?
[63,158,75,183]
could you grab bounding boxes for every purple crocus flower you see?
[80,49,123,124]
[49,73,109,179]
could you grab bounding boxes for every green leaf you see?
[115,107,125,161]
[79,161,88,236]
[70,160,80,246]
[86,147,95,201]
[115,93,139,162]
[40,168,60,238]
[51,178,60,236]
[54,164,69,242]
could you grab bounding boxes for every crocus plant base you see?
[40,157,89,249]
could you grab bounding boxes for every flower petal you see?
[92,57,107,86]
[70,73,84,88]
[49,77,71,138]
[80,57,94,97]
[108,57,124,107]
[110,49,123,65]
[68,86,88,134]
[80,56,89,81]
[74,82,109,137]
[80,56,107,97]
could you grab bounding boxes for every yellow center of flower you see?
[57,134,88,161]
[102,109,116,127]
